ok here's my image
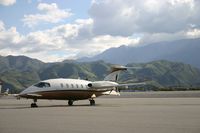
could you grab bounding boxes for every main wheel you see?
[90,100,95,106]
[31,103,38,108]
[68,100,73,106]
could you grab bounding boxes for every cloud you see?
[22,3,73,27]
[0,21,5,30]
[1,15,200,62]
[77,35,140,57]
[0,21,23,50]
[0,19,140,62]
[1,0,200,62]
[186,29,200,38]
[138,29,200,45]
[0,0,16,6]
[89,0,200,36]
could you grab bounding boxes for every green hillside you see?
[0,56,200,93]
[123,60,200,89]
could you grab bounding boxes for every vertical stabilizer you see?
[104,65,127,82]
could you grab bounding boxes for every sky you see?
[0,0,200,62]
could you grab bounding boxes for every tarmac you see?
[0,91,200,133]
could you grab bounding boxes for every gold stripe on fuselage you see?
[19,90,107,100]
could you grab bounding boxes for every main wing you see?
[88,81,146,89]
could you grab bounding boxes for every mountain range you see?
[79,38,200,68]
[0,55,200,93]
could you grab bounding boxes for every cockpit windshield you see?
[34,82,50,88]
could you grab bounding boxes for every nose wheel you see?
[31,99,38,108]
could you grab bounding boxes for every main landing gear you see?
[68,100,74,106]
[89,99,95,106]
[68,99,95,106]
[90,94,96,106]
[31,99,38,108]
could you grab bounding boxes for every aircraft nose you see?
[19,86,32,95]
[19,89,27,96]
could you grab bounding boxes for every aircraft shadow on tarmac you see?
[0,104,104,109]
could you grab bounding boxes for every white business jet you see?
[19,65,145,107]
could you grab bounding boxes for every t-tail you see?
[104,65,127,82]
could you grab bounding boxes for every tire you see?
[90,100,95,106]
[68,100,73,106]
[31,103,38,108]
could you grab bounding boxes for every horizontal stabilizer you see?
[104,65,127,82]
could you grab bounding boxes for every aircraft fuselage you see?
[19,78,117,100]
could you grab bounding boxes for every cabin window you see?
[34,82,50,88]
[66,84,69,88]
[71,84,74,88]
[76,84,79,88]
[61,83,64,88]
[81,84,83,88]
